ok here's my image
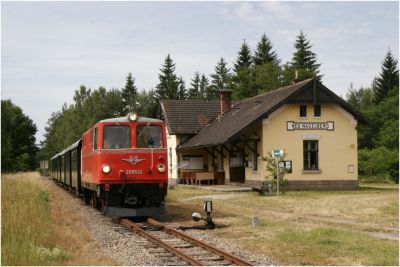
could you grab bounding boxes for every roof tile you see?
[160,100,220,134]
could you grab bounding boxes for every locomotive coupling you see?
[125,194,140,206]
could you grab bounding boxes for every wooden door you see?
[229,166,245,183]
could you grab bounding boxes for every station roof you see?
[160,100,220,135]
[177,78,368,151]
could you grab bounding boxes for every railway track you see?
[120,218,254,266]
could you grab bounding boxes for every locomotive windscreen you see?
[103,125,131,149]
[136,125,162,148]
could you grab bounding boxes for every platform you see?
[176,184,252,192]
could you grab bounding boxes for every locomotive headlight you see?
[157,163,166,173]
[102,164,111,174]
[128,112,138,122]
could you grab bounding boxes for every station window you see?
[314,105,321,117]
[303,140,319,170]
[300,105,307,117]
[182,156,204,170]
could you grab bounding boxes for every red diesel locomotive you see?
[50,112,168,217]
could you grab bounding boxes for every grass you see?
[1,173,65,265]
[2,172,117,266]
[359,175,396,184]
[166,183,399,265]
[275,227,398,265]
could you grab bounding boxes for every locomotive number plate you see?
[125,169,143,175]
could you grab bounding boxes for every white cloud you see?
[260,1,293,19]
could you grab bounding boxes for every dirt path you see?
[39,176,118,265]
[256,208,399,241]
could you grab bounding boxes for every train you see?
[50,112,168,217]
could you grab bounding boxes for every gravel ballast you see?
[57,182,276,265]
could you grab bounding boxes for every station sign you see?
[287,121,334,131]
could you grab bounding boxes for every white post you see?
[276,159,279,196]
[169,147,174,188]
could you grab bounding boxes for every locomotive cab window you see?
[136,124,162,148]
[103,125,131,149]
[93,127,98,150]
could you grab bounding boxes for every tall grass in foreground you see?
[1,175,65,265]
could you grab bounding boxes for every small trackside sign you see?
[272,149,284,158]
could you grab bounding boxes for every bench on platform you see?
[181,171,215,185]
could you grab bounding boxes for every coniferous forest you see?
[346,50,399,183]
[2,32,398,182]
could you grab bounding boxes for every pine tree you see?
[291,31,321,79]
[155,54,180,100]
[210,58,231,99]
[373,50,399,103]
[188,72,201,100]
[234,40,252,72]
[252,62,283,95]
[253,33,280,66]
[178,77,187,100]
[121,73,138,113]
[200,74,210,100]
[232,40,255,99]
[231,68,253,100]
[137,89,158,118]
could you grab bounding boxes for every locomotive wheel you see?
[91,192,101,209]
[83,188,91,205]
[101,198,107,215]
[91,192,97,208]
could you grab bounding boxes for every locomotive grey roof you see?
[178,78,368,150]
[67,139,82,150]
[51,139,82,159]
[51,153,61,160]
[59,147,70,156]
[160,100,221,135]
[100,116,163,123]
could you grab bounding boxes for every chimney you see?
[291,69,301,85]
[220,90,232,115]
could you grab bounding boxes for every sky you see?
[2,1,399,144]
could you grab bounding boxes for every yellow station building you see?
[161,78,367,189]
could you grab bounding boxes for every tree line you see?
[345,50,399,183]
[154,31,321,102]
[1,100,38,172]
[39,31,321,160]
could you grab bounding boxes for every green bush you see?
[359,147,399,183]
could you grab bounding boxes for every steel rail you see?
[146,218,253,266]
[120,218,203,266]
